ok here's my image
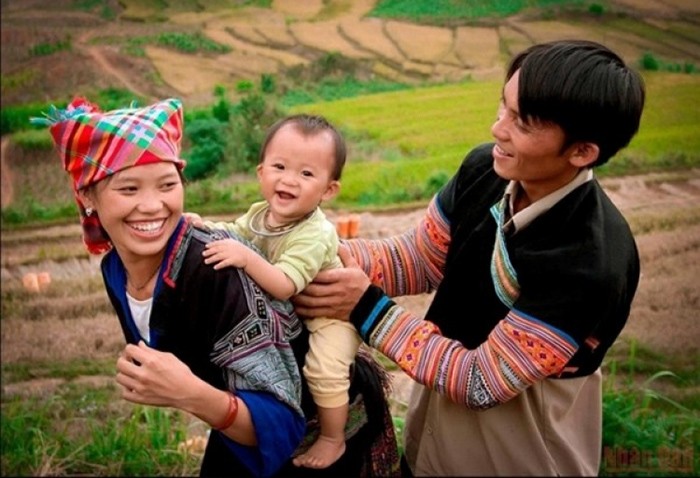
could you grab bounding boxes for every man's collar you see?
[504,168,594,233]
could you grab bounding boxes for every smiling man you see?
[292,39,646,476]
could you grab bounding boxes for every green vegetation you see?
[281,75,411,108]
[1,88,144,136]
[1,69,38,95]
[280,52,411,107]
[125,32,231,57]
[118,0,271,22]
[640,52,697,74]
[1,102,56,136]
[600,341,700,476]
[1,387,200,476]
[369,0,586,23]
[73,0,116,20]
[1,342,694,475]
[12,129,55,150]
[1,358,115,383]
[297,72,700,207]
[29,37,72,57]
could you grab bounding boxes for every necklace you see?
[126,264,161,292]
[263,209,301,233]
[248,205,315,237]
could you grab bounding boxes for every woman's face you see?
[86,162,184,264]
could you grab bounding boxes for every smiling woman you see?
[30,97,400,477]
[79,162,185,300]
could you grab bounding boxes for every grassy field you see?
[293,71,700,208]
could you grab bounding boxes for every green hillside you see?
[294,72,700,208]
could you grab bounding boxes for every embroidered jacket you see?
[102,219,305,476]
[101,219,399,477]
[347,142,640,409]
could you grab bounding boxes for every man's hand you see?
[292,246,371,321]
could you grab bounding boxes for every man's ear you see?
[321,180,340,202]
[569,142,599,168]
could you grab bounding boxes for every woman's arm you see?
[116,341,305,476]
[116,341,257,444]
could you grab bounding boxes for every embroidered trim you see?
[490,199,520,307]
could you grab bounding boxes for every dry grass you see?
[5,0,697,106]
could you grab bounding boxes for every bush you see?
[183,142,224,180]
[183,118,226,180]
[261,74,276,94]
[29,37,71,57]
[639,52,697,74]
[641,52,660,71]
[212,98,231,123]
[227,92,282,173]
[588,3,604,15]
[1,103,60,135]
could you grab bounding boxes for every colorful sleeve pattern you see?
[343,197,450,297]
[353,293,578,409]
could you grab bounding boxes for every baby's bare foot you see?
[292,435,346,469]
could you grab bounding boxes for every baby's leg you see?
[295,319,361,469]
[293,403,349,468]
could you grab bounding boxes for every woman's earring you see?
[85,207,94,217]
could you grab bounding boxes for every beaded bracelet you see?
[214,391,238,430]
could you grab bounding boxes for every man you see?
[293,39,645,476]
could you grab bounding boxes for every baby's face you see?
[257,125,339,226]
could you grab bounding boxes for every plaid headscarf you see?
[33,97,186,254]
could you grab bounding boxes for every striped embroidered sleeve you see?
[343,197,449,297]
[351,288,579,408]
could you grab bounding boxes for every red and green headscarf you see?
[33,97,186,254]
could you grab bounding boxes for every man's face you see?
[490,70,582,202]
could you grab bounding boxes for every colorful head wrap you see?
[32,97,186,254]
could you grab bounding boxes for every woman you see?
[34,97,399,477]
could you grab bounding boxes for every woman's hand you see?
[117,341,258,444]
[116,341,199,408]
[292,246,371,321]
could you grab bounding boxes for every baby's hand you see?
[183,212,205,228]
[203,239,250,270]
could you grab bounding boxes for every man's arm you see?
[339,197,449,297]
